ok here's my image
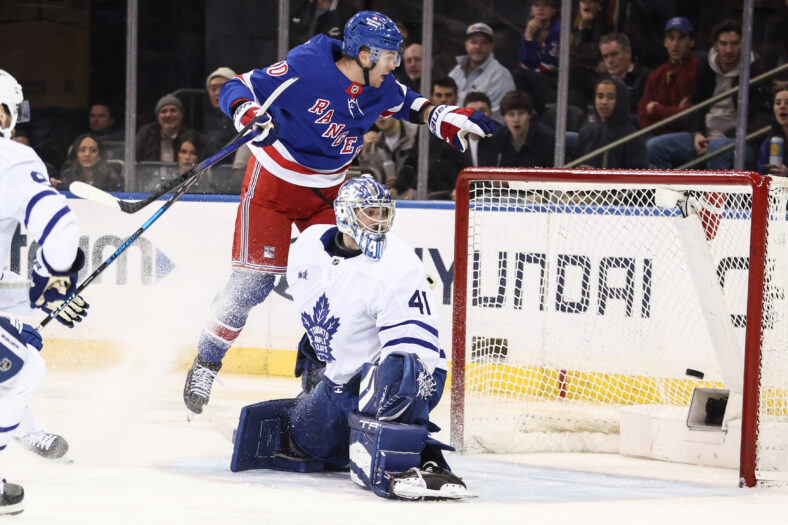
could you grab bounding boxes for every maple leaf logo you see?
[301,293,340,363]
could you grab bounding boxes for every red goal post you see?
[451,168,788,487]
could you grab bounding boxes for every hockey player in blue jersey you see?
[230,174,471,500]
[184,10,495,415]
[0,69,89,514]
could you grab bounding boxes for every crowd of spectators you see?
[17,1,788,200]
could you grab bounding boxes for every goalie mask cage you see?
[450,168,788,488]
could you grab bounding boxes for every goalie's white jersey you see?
[0,139,80,312]
[286,224,447,385]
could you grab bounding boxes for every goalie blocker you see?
[231,351,472,500]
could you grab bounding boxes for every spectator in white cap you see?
[206,67,236,109]
[449,22,516,121]
[203,66,243,178]
[136,93,198,162]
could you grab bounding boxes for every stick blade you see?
[69,182,122,210]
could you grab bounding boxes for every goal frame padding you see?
[450,168,771,488]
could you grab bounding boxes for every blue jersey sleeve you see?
[219,61,299,119]
[219,61,296,118]
[387,80,430,124]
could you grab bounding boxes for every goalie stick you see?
[70,76,299,213]
[657,188,743,426]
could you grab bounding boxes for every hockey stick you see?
[36,171,207,329]
[0,280,32,289]
[39,79,299,328]
[198,406,235,443]
[69,135,248,211]
[657,188,744,427]
[38,78,298,328]
[70,76,299,213]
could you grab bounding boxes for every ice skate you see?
[0,479,24,515]
[389,462,475,501]
[183,355,222,415]
[16,428,69,459]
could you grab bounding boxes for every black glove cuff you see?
[230,98,252,117]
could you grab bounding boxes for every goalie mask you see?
[0,70,30,139]
[342,11,403,83]
[334,174,395,260]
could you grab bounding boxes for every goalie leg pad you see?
[348,411,428,498]
[230,398,325,473]
[288,378,359,469]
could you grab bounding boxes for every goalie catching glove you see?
[428,104,496,152]
[29,248,89,327]
[232,101,280,147]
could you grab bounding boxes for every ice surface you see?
[3,347,787,524]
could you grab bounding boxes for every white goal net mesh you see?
[455,173,788,482]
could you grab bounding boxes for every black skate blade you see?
[392,482,477,501]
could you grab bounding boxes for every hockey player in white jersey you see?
[230,175,470,500]
[0,69,89,514]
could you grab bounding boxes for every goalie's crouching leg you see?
[230,398,326,473]
[348,412,471,500]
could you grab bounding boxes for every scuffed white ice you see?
[4,356,787,524]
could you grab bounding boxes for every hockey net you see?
[450,168,788,486]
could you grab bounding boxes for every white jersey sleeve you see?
[0,140,79,272]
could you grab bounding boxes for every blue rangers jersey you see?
[0,139,80,313]
[286,224,447,385]
[219,34,430,188]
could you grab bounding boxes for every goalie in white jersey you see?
[0,70,89,514]
[230,175,471,500]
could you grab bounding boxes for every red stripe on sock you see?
[208,321,242,343]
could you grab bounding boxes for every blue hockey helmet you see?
[342,11,403,67]
[334,174,396,260]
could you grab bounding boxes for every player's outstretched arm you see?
[426,104,497,152]
[4,160,90,328]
